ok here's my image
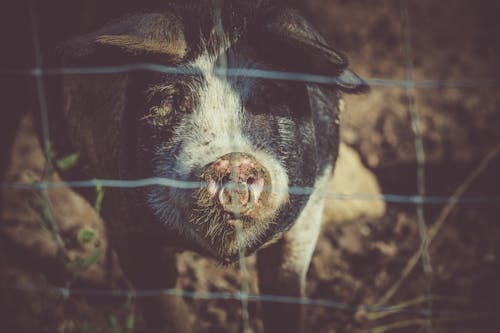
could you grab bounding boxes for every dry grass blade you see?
[372,312,489,333]
[363,295,468,321]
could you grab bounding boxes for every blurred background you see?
[1,0,500,332]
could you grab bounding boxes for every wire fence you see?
[2,1,500,332]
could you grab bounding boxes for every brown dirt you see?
[2,1,500,332]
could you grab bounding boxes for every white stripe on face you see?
[174,53,250,173]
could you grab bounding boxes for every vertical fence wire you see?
[214,0,251,331]
[400,2,433,332]
[28,4,64,251]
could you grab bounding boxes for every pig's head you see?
[59,2,367,262]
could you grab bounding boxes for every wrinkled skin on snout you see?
[46,2,367,332]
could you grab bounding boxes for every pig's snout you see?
[202,152,270,215]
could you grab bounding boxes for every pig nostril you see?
[217,183,255,214]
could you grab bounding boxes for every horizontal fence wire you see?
[0,65,498,89]
[11,284,468,318]
[2,178,499,205]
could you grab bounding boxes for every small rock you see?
[323,143,386,224]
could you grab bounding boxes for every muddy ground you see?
[1,1,500,332]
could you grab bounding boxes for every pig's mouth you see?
[184,152,278,261]
[186,186,275,261]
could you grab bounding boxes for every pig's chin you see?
[184,187,273,262]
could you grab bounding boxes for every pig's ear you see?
[252,7,368,93]
[63,12,187,64]
[335,68,370,93]
[254,8,346,74]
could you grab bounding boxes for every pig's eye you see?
[141,80,199,126]
[246,80,305,115]
[140,104,174,127]
[141,86,174,125]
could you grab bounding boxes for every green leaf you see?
[77,229,95,244]
[65,251,102,274]
[109,315,122,333]
[94,181,105,213]
[56,152,80,170]
[23,169,38,182]
[44,141,56,162]
[125,313,135,333]
[43,141,56,175]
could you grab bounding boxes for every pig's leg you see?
[257,168,331,333]
[115,237,193,333]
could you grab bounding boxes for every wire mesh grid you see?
[1,0,500,332]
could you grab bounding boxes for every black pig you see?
[5,1,367,332]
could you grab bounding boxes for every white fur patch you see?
[280,166,333,281]
[175,54,249,172]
